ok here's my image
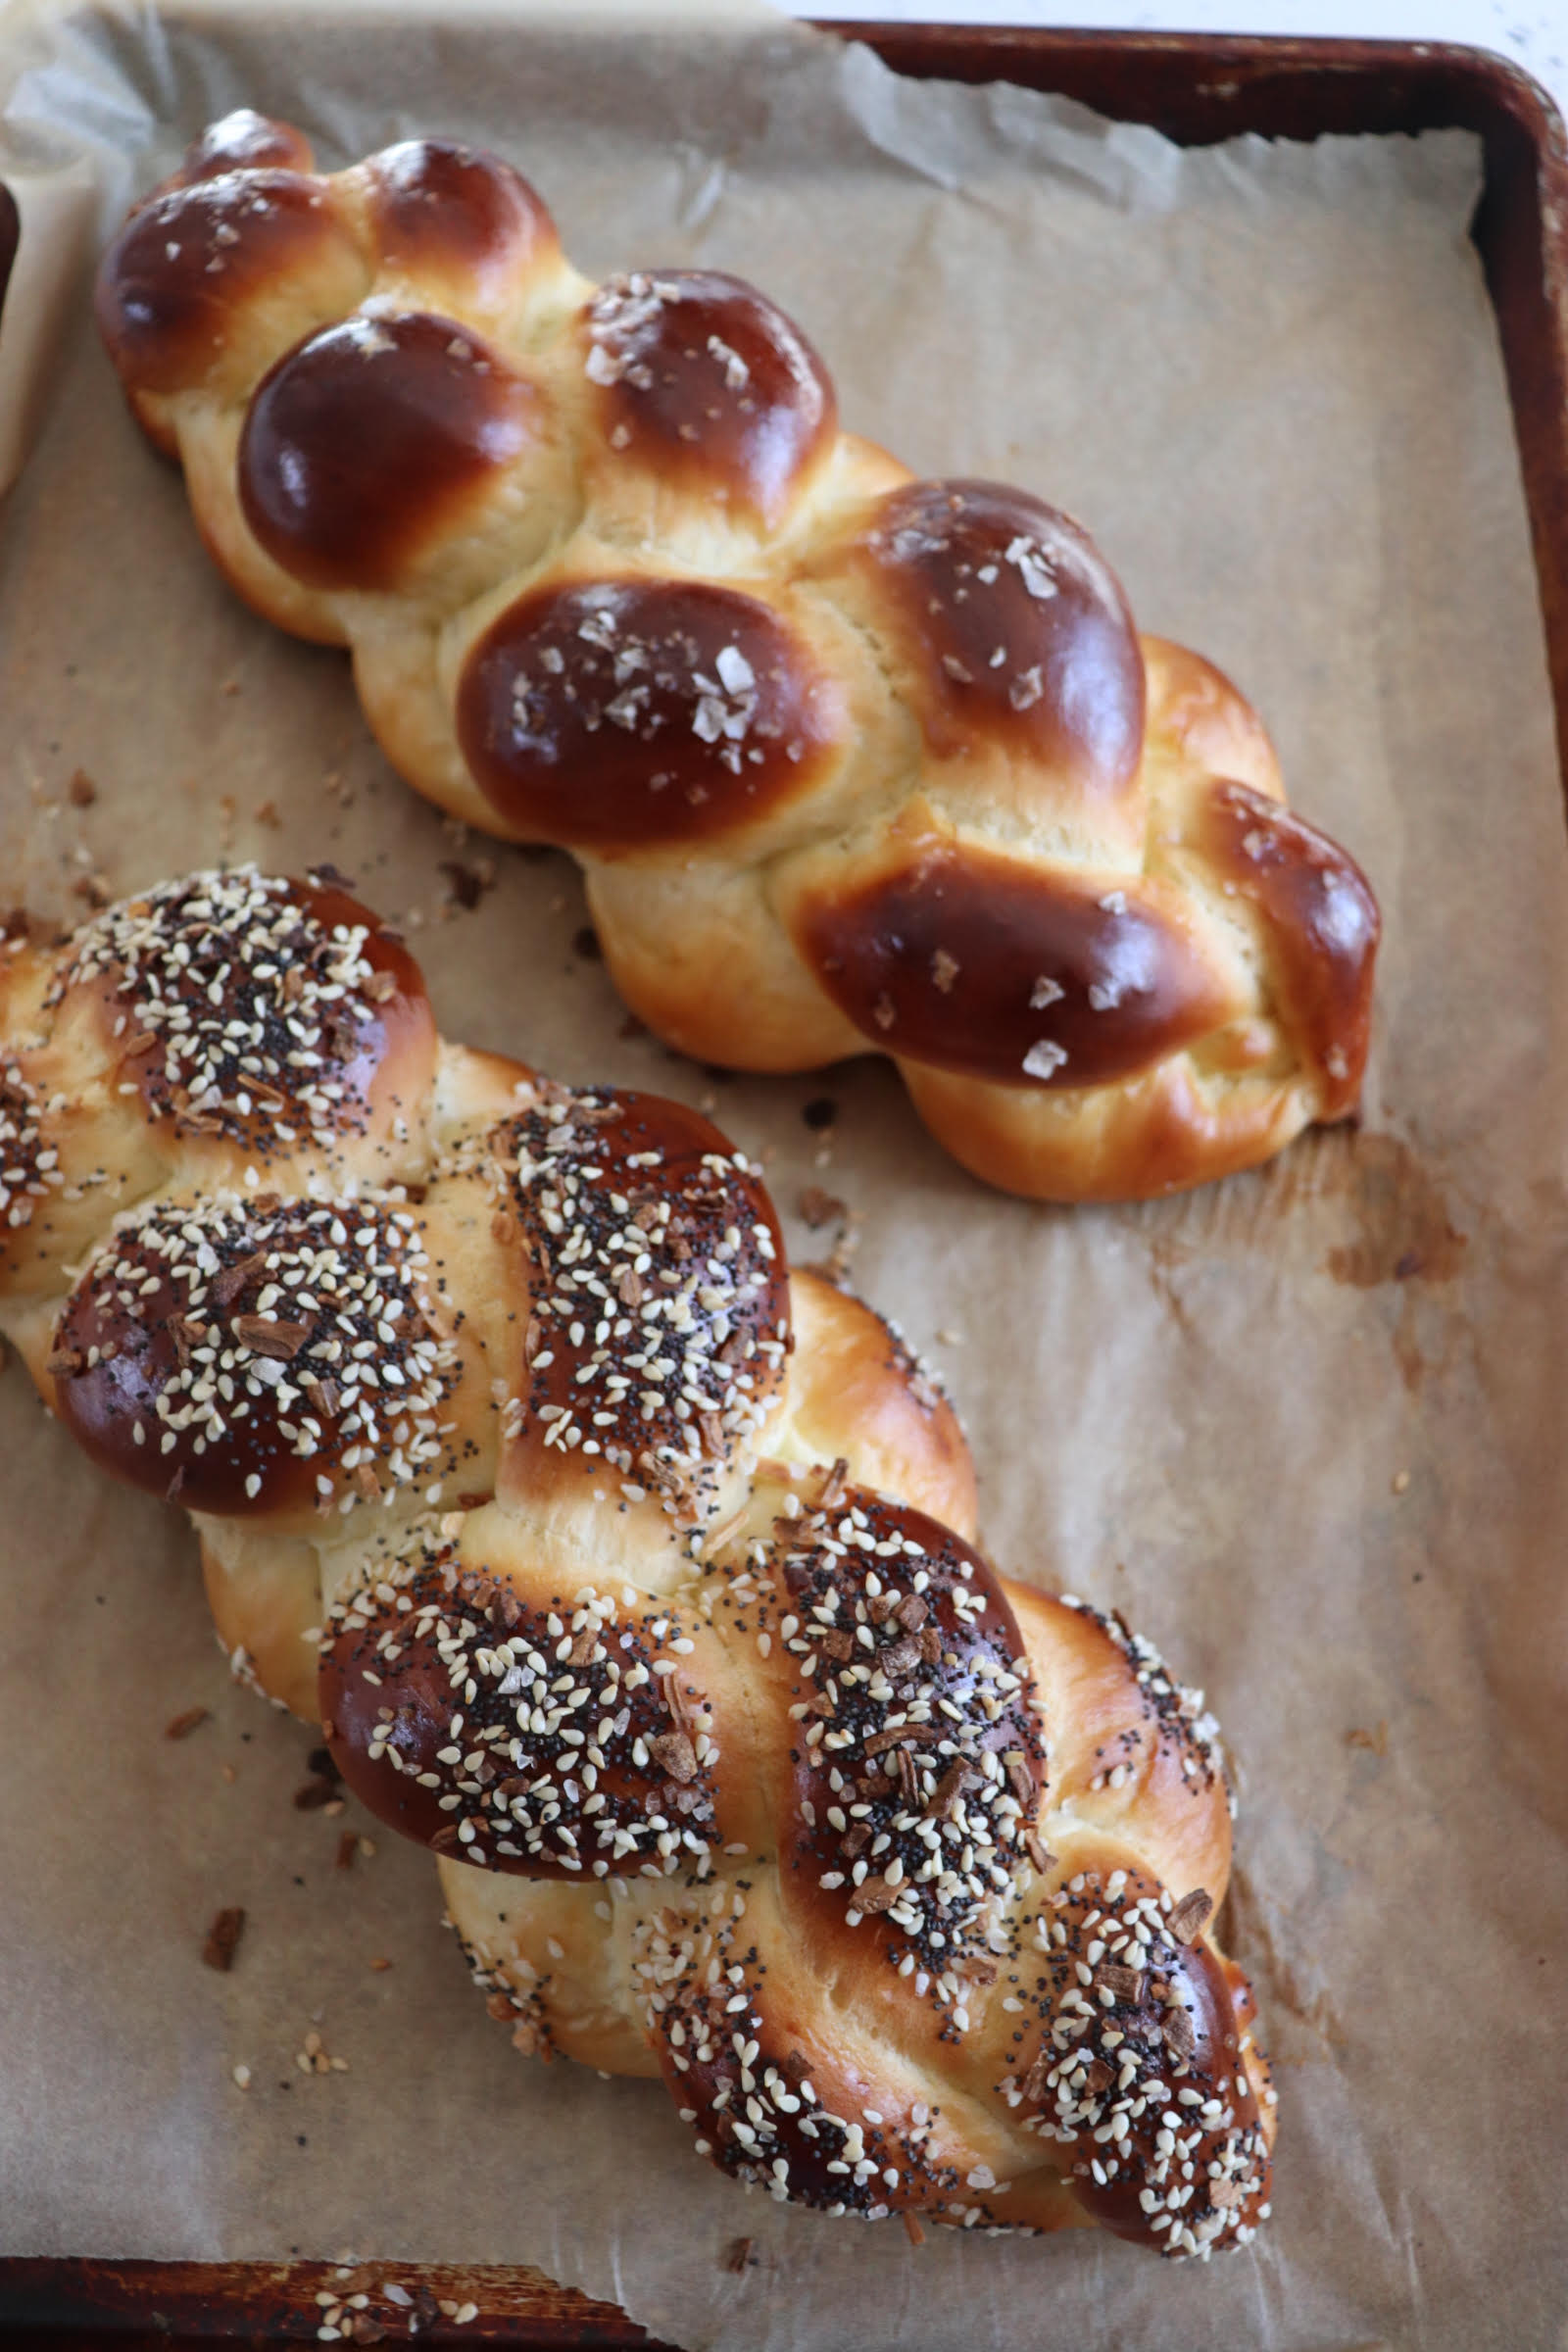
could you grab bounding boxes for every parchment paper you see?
[1,5,1565,2347]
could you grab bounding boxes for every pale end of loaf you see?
[94,111,1380,1204]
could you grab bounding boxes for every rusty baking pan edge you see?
[2,18,1565,2348]
[0,2258,666,2347]
[824,24,1568,798]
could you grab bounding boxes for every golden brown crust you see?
[0,867,436,1301]
[95,168,363,402]
[437,1473,1276,2257]
[810,478,1148,814]
[456,575,848,850]
[774,1269,977,1541]
[1196,778,1377,1119]
[3,865,1279,2262]
[94,114,1380,1203]
[323,1544,725,1876]
[154,108,317,192]
[49,1190,472,1526]
[361,138,561,322]
[240,314,547,594]
[788,831,1245,1092]
[581,269,837,531]
[199,1528,320,1720]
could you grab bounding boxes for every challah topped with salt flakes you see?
[95,110,1380,1203]
[1,867,1275,2259]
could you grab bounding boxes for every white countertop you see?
[778,0,1568,136]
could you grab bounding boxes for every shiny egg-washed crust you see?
[2,867,1275,2258]
[1,861,973,1682]
[96,112,1379,1203]
[407,1481,1276,2259]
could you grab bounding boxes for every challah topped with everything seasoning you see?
[95,109,1379,1202]
[0,868,1274,2257]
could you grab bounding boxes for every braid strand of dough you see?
[95,111,1379,1203]
[1,865,1275,2259]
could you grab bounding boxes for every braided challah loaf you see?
[0,864,1275,2260]
[95,110,1379,1204]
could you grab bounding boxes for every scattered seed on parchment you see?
[203,1907,246,1972]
